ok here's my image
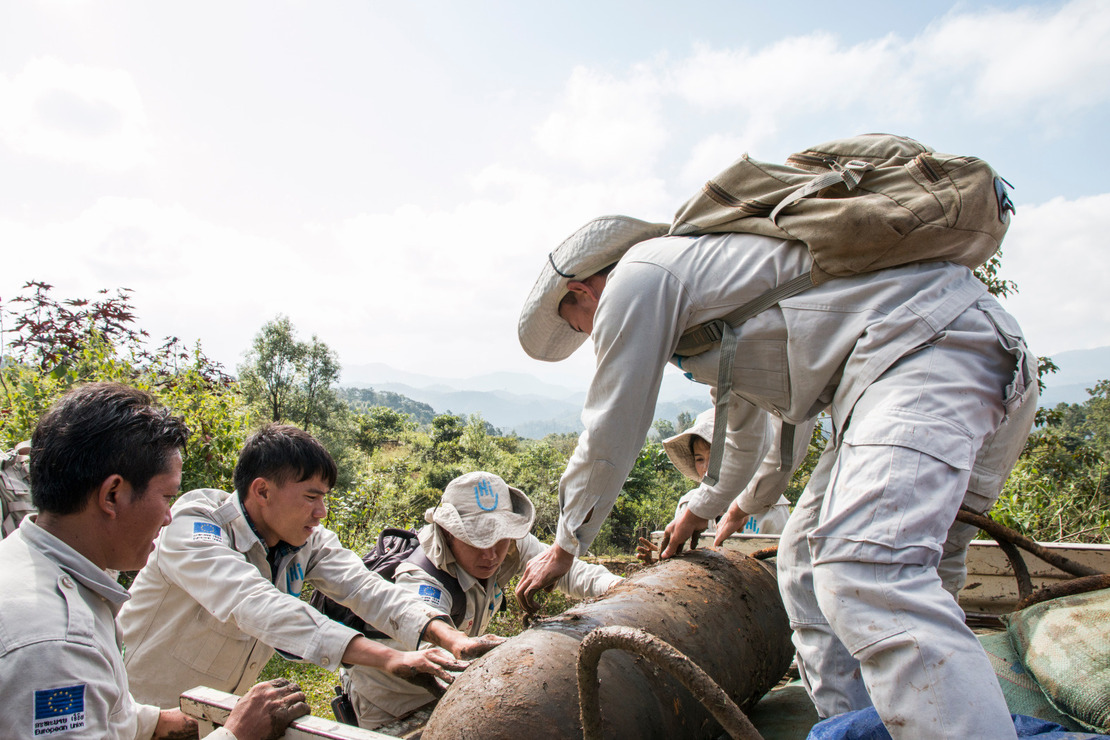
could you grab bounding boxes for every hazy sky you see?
[2,0,1108,389]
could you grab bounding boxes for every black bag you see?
[309,527,465,638]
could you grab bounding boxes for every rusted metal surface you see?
[1015,574,1110,611]
[577,626,764,740]
[422,548,792,740]
[690,533,1110,615]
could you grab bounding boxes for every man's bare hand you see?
[384,646,467,696]
[713,503,753,547]
[635,537,659,564]
[224,678,310,740]
[451,633,506,660]
[153,709,198,740]
[660,508,709,560]
[515,544,574,614]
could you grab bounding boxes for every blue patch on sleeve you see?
[191,521,223,543]
[418,584,444,606]
[34,684,86,734]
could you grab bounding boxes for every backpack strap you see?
[405,546,467,629]
[768,160,875,223]
[676,272,814,487]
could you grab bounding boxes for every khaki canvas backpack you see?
[1,441,34,538]
[670,134,1016,486]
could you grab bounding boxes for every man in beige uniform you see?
[341,472,622,728]
[0,383,306,740]
[515,216,1037,739]
[121,424,500,709]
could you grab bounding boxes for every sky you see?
[2,0,1108,390]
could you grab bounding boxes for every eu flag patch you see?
[418,584,444,607]
[34,684,86,735]
[191,521,222,543]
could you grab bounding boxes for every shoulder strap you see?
[676,273,814,487]
[406,547,467,628]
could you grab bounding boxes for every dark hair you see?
[31,382,190,515]
[233,423,338,499]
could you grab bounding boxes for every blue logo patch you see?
[418,584,444,606]
[191,521,223,543]
[285,562,305,596]
[34,684,86,735]
[474,478,498,511]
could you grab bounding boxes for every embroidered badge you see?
[34,684,86,735]
[474,478,498,511]
[191,521,222,543]
[418,584,445,608]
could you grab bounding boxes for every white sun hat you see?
[661,408,715,482]
[425,471,535,548]
[517,215,669,362]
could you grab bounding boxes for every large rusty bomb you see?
[422,548,792,739]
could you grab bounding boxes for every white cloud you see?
[996,192,1110,356]
[917,0,1110,117]
[0,57,152,170]
[534,64,668,174]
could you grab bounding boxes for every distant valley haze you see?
[341,345,1110,439]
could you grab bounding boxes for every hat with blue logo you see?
[426,471,535,548]
[517,215,669,363]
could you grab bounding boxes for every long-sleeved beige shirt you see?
[120,488,447,708]
[0,518,220,739]
[556,232,988,555]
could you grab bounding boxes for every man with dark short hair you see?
[0,382,308,740]
[121,423,500,710]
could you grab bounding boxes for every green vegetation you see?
[3,276,1108,720]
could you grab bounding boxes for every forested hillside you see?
[2,280,1107,553]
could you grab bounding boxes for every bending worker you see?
[120,424,501,710]
[342,471,621,728]
[514,215,1037,739]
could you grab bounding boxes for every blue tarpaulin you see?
[807,709,1110,740]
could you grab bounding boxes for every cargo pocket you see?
[810,407,975,566]
[170,608,253,682]
[978,299,1035,416]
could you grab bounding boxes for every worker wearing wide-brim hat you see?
[341,471,621,730]
[661,408,796,538]
[514,212,1039,738]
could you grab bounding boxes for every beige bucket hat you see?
[661,409,715,482]
[517,215,669,362]
[425,471,535,548]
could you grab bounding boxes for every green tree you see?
[239,316,305,423]
[238,317,344,436]
[0,282,248,493]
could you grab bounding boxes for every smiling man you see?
[120,424,500,710]
[0,383,308,740]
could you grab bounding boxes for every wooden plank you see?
[179,686,396,740]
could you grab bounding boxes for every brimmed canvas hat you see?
[425,471,535,548]
[518,215,669,362]
[662,409,715,482]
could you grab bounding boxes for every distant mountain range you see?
[339,346,1110,438]
[1038,345,1110,408]
[340,362,712,439]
